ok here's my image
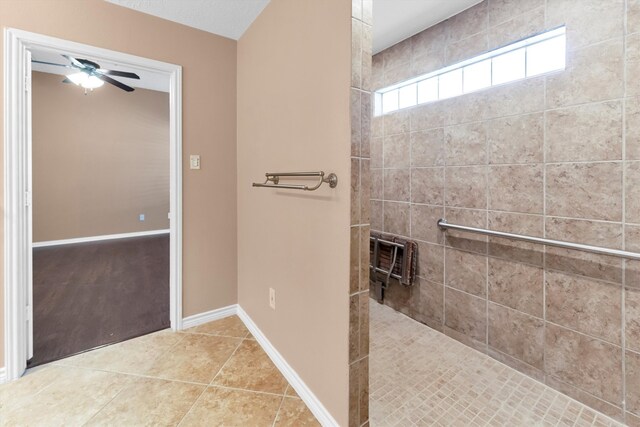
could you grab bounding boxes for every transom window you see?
[375,26,566,116]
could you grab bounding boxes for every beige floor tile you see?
[179,386,282,427]
[370,300,624,427]
[56,329,183,375]
[274,397,320,427]
[0,365,66,412]
[212,340,288,394]
[1,367,132,427]
[85,376,204,426]
[144,333,241,384]
[188,315,249,338]
[285,384,301,399]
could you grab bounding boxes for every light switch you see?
[190,155,201,170]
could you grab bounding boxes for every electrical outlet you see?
[139,214,145,221]
[269,288,276,310]
[190,154,201,170]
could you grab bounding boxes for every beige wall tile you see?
[627,162,640,224]
[445,166,487,209]
[382,38,411,71]
[445,122,487,166]
[359,292,369,357]
[351,158,361,225]
[359,225,370,292]
[410,204,444,244]
[546,38,624,108]
[351,89,361,157]
[484,77,545,119]
[627,350,640,416]
[370,168,382,200]
[487,347,544,381]
[544,376,624,421]
[416,241,444,283]
[546,0,624,50]
[383,201,410,237]
[372,114,383,138]
[361,92,371,158]
[383,134,410,168]
[488,164,543,214]
[628,225,640,252]
[410,103,448,131]
[489,7,545,48]
[383,169,410,202]
[370,137,382,168]
[488,257,543,317]
[410,278,444,328]
[546,271,622,344]
[444,207,488,254]
[628,33,640,98]
[371,54,384,91]
[383,110,410,136]
[362,24,372,92]
[487,113,543,164]
[488,303,544,370]
[349,294,359,362]
[350,227,360,294]
[445,248,487,297]
[444,288,487,344]
[630,0,640,34]
[446,31,488,64]
[628,288,640,355]
[370,200,382,231]
[410,167,444,205]
[361,159,370,224]
[545,101,623,162]
[411,24,447,56]
[446,92,488,125]
[410,129,445,167]
[545,217,623,283]
[628,97,640,160]
[488,0,545,26]
[545,323,623,405]
[351,18,362,89]
[488,211,544,266]
[546,162,622,221]
[448,2,489,42]
[411,52,445,76]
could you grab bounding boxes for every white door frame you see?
[3,28,183,381]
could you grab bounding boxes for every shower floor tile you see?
[370,300,623,427]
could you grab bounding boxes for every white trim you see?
[4,28,183,382]
[32,229,171,248]
[181,304,238,329]
[236,307,339,427]
[0,367,6,384]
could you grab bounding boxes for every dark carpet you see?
[28,234,170,367]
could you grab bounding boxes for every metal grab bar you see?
[437,219,640,261]
[252,171,338,191]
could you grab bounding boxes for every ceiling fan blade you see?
[95,73,135,92]
[97,69,140,79]
[62,54,85,69]
[32,60,73,69]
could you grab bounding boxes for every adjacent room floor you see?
[29,234,170,367]
[0,315,319,426]
[369,301,622,427]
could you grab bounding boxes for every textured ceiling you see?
[373,0,483,53]
[104,0,270,40]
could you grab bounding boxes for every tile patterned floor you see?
[369,300,625,427]
[0,315,320,427]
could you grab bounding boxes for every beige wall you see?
[32,71,169,242]
[237,0,352,424]
[371,0,640,423]
[0,0,238,368]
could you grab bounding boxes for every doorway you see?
[4,28,183,380]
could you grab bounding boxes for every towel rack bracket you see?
[325,173,338,188]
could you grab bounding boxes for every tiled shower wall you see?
[349,0,372,426]
[370,0,640,424]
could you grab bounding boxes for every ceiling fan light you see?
[67,72,87,85]
[82,75,104,89]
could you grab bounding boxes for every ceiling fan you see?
[31,54,140,93]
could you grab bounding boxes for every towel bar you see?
[252,171,338,191]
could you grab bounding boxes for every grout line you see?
[175,384,208,427]
[210,337,246,386]
[271,390,288,427]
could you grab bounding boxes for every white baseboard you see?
[236,307,339,427]
[181,304,238,329]
[0,367,6,384]
[32,229,170,248]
